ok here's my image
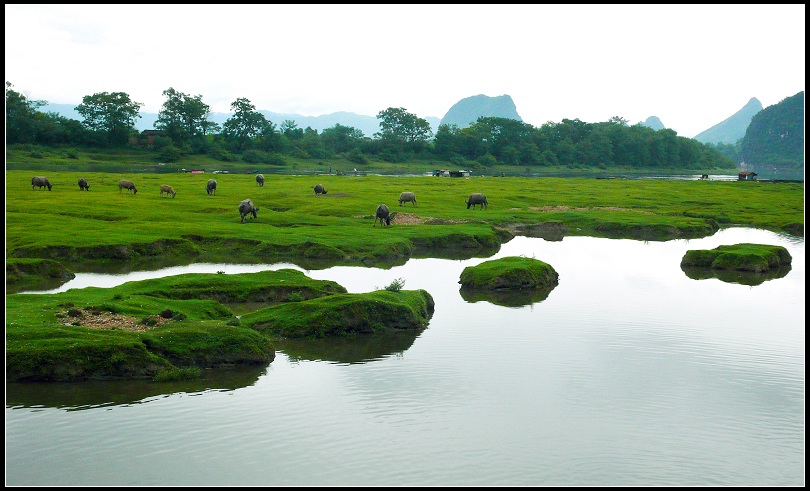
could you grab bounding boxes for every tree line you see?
[6,81,734,170]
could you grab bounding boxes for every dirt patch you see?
[56,308,173,332]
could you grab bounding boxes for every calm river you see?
[5,227,805,486]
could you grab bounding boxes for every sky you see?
[5,4,805,138]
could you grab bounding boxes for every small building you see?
[738,171,758,181]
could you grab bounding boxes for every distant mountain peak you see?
[439,94,522,128]
[693,97,763,144]
[639,116,665,131]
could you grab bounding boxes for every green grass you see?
[5,167,804,382]
[7,170,803,272]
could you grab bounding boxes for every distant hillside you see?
[439,94,522,128]
[638,116,665,131]
[39,103,441,138]
[693,97,763,145]
[739,91,804,179]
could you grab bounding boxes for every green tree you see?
[375,107,433,143]
[5,81,46,144]
[280,120,303,139]
[75,91,143,145]
[221,97,271,151]
[321,124,365,154]
[433,123,462,160]
[155,87,217,150]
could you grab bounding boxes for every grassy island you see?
[459,256,559,290]
[680,243,792,272]
[5,269,434,382]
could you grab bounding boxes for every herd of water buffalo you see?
[30,175,488,224]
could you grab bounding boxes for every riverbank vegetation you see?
[6,81,740,178]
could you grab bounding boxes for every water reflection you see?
[273,331,420,365]
[5,365,267,410]
[681,264,793,285]
[458,284,557,307]
[5,227,805,486]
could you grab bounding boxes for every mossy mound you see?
[243,289,435,339]
[5,269,352,382]
[459,256,559,290]
[680,243,792,273]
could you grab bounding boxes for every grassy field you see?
[5,168,803,382]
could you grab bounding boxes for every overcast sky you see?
[5,4,805,138]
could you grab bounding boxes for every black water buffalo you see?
[119,179,138,194]
[207,179,217,195]
[466,193,488,209]
[700,174,709,180]
[239,199,259,223]
[399,192,417,206]
[160,184,176,198]
[374,203,391,226]
[32,176,52,191]
[256,174,265,186]
[314,183,327,195]
[78,178,89,191]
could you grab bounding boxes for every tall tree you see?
[155,87,216,148]
[221,97,272,151]
[75,91,142,145]
[375,107,433,143]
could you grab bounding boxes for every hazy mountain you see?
[439,94,522,128]
[638,116,665,130]
[39,103,440,137]
[693,97,763,145]
[738,91,804,179]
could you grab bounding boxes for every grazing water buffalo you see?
[399,191,417,206]
[314,183,327,195]
[374,203,391,226]
[206,179,217,195]
[466,193,487,209]
[31,176,52,191]
[78,178,89,191]
[700,174,709,180]
[256,174,265,186]
[238,199,259,223]
[119,179,138,194]
[160,184,176,198]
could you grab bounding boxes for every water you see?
[5,227,804,486]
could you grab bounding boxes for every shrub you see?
[383,278,405,292]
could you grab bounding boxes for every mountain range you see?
[38,93,790,147]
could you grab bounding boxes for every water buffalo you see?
[466,193,488,209]
[700,174,709,180]
[374,203,391,226]
[160,184,176,198]
[78,178,89,191]
[314,183,327,195]
[31,176,52,191]
[399,192,417,206]
[256,174,265,186]
[119,179,138,194]
[239,199,259,223]
[206,179,217,195]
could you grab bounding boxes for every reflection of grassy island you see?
[680,243,792,272]
[459,256,559,290]
[5,270,433,382]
